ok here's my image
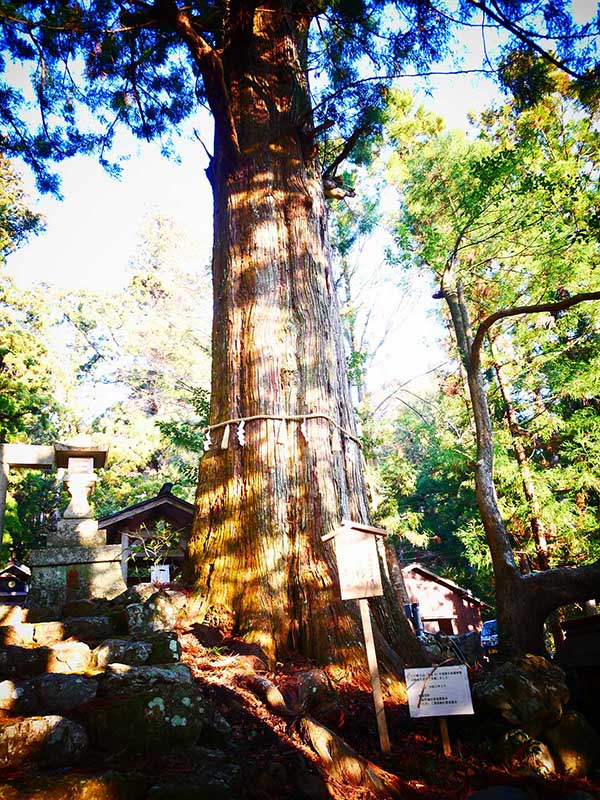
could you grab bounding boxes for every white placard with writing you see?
[151,564,171,585]
[67,457,94,475]
[405,665,474,718]
[334,527,383,600]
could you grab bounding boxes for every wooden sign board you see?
[322,520,390,753]
[405,665,474,718]
[335,528,383,600]
[325,521,385,601]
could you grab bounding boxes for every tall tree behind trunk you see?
[490,334,565,647]
[440,266,600,656]
[490,335,550,571]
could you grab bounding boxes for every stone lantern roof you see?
[54,434,109,469]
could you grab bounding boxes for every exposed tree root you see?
[240,673,401,799]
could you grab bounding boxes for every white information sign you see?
[334,526,383,600]
[151,564,171,585]
[67,457,94,475]
[405,666,474,718]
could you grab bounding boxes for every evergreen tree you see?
[387,84,600,654]
[1,0,598,667]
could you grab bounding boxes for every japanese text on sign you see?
[405,666,474,718]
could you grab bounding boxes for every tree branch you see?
[468,0,584,80]
[168,4,240,168]
[471,290,600,369]
[322,123,369,181]
[524,559,600,614]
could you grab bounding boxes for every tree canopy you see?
[1,2,598,192]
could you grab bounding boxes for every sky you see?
[4,70,502,405]
[5,68,497,290]
[7,5,587,408]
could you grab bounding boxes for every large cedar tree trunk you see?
[181,4,423,671]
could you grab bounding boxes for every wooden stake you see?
[439,717,451,757]
[358,598,391,754]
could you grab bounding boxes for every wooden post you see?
[439,717,451,756]
[359,598,391,754]
[0,450,9,553]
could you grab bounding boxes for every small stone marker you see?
[405,665,474,756]
[323,519,390,754]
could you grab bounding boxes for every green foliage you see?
[127,519,181,567]
[371,390,496,600]
[0,162,65,441]
[0,155,43,261]
[3,471,62,561]
[0,3,598,192]
[3,214,210,552]
[384,83,600,586]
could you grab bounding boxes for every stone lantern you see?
[28,436,127,609]
[51,435,108,547]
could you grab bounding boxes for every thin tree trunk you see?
[490,336,550,570]
[438,266,600,656]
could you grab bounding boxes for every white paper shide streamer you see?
[277,419,288,446]
[237,420,246,446]
[220,424,230,450]
[202,413,361,455]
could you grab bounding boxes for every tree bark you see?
[181,2,419,672]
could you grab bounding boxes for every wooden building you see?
[402,563,488,635]
[0,562,31,604]
[98,484,193,585]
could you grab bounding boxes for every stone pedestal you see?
[28,544,126,608]
[48,519,106,548]
[27,437,126,610]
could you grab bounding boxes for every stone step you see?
[0,674,98,717]
[46,640,93,674]
[83,683,207,756]
[0,639,94,681]
[62,616,115,644]
[98,662,194,696]
[0,771,149,800]
[0,715,88,771]
[0,605,25,626]
[92,638,153,669]
[0,621,66,647]
[0,645,51,680]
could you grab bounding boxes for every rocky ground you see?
[0,586,598,800]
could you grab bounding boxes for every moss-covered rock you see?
[98,662,193,696]
[63,616,114,644]
[499,728,555,777]
[83,684,206,754]
[144,631,181,664]
[473,655,569,737]
[544,709,600,777]
[46,640,92,674]
[92,638,152,669]
[7,674,98,717]
[0,645,51,680]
